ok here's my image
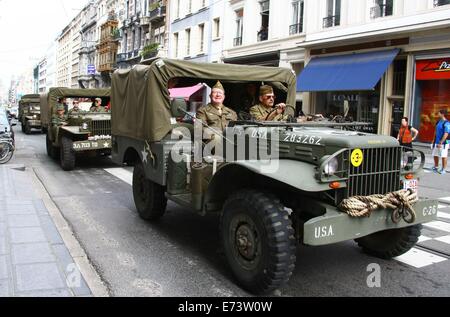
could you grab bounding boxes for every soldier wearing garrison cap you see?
[197,81,237,140]
[51,103,68,126]
[250,85,288,122]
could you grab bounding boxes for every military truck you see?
[111,59,438,294]
[18,94,41,134]
[41,88,111,171]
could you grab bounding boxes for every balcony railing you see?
[149,5,166,22]
[370,4,393,19]
[289,23,303,35]
[323,15,340,28]
[117,53,127,63]
[233,37,242,47]
[434,0,450,7]
[257,28,268,42]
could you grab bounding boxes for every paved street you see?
[1,126,450,297]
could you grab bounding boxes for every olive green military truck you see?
[18,94,42,134]
[111,59,438,294]
[41,88,111,171]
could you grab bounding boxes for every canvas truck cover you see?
[19,94,40,105]
[40,87,110,125]
[111,58,297,142]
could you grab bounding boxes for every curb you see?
[28,167,110,297]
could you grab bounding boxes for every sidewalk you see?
[0,165,108,297]
[414,143,449,172]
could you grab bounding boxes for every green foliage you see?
[140,43,160,57]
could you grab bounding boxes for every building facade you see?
[296,0,450,141]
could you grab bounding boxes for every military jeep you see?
[41,88,112,171]
[18,94,42,134]
[111,59,438,294]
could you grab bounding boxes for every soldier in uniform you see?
[196,81,237,141]
[250,85,288,122]
[52,104,68,126]
[90,98,106,113]
[68,100,82,116]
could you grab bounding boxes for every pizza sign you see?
[416,58,450,80]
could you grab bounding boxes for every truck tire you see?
[24,121,31,135]
[46,134,59,159]
[355,224,422,259]
[132,161,167,221]
[21,120,25,133]
[60,137,76,171]
[220,190,297,294]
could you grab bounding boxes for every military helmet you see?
[56,104,65,111]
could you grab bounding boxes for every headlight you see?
[33,115,37,119]
[324,157,339,176]
[82,122,89,130]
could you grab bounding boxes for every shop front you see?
[412,57,450,143]
[297,49,399,134]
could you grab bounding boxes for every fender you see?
[204,159,343,213]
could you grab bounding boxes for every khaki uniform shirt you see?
[196,103,237,132]
[90,106,106,113]
[68,108,82,116]
[250,104,288,122]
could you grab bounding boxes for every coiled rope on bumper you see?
[338,189,418,224]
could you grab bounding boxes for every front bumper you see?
[303,198,438,246]
[72,139,112,152]
[26,120,42,128]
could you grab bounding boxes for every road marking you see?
[438,205,448,209]
[438,212,450,220]
[418,236,433,243]
[423,221,450,233]
[435,235,450,244]
[440,197,450,203]
[105,167,133,186]
[395,248,447,268]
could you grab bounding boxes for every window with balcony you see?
[213,18,220,39]
[434,0,450,6]
[199,24,205,53]
[323,0,341,28]
[258,0,270,42]
[186,29,191,56]
[290,0,304,35]
[174,32,179,58]
[234,9,244,47]
[371,0,393,19]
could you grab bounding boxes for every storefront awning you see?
[169,84,205,101]
[297,49,400,92]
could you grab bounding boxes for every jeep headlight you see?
[323,157,339,176]
[82,122,89,130]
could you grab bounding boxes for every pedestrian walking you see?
[432,110,450,175]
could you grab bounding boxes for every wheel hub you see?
[235,224,257,261]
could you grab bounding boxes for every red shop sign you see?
[416,58,450,80]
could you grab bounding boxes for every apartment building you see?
[56,25,73,87]
[38,58,47,93]
[169,0,225,62]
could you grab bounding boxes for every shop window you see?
[414,58,450,143]
[315,85,381,133]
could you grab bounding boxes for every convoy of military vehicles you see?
[15,58,437,294]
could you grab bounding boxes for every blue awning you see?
[297,49,400,92]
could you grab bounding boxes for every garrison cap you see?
[212,81,225,93]
[259,85,274,96]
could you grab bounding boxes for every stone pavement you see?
[0,165,98,297]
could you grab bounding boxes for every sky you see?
[0,0,89,94]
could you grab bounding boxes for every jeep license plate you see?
[404,179,418,193]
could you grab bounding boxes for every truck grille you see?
[90,120,111,136]
[347,147,402,197]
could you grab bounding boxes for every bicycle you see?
[0,132,15,164]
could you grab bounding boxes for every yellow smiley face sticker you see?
[351,149,364,168]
